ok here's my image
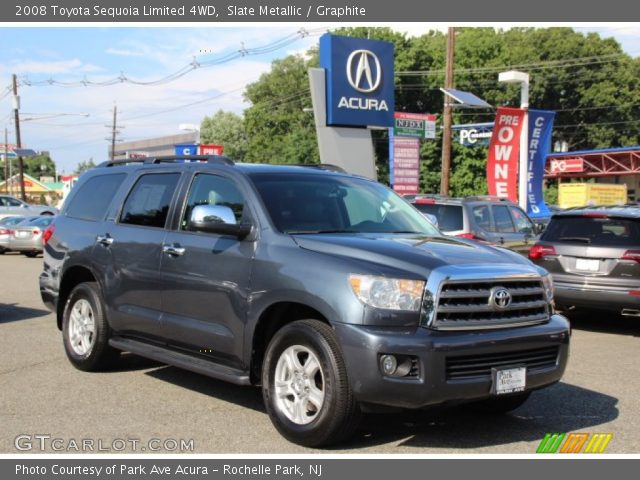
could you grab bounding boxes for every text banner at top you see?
[2,0,640,22]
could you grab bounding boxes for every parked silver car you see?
[0,216,34,254]
[8,216,54,257]
[0,195,58,219]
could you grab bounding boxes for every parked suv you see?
[529,206,640,316]
[0,194,57,219]
[40,157,569,447]
[409,195,543,255]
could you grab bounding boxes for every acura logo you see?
[346,49,382,93]
[489,287,512,310]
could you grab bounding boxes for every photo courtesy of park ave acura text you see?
[1,1,640,461]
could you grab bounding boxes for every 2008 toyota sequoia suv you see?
[40,156,570,447]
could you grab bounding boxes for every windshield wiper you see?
[287,229,358,235]
[558,236,592,244]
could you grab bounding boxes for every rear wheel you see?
[24,251,39,258]
[470,391,531,414]
[262,319,360,447]
[62,282,119,371]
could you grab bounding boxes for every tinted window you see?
[472,205,492,230]
[543,216,640,246]
[250,173,438,235]
[182,174,245,230]
[66,174,126,222]
[414,203,463,231]
[120,173,180,228]
[27,217,54,227]
[0,216,25,226]
[509,206,534,233]
[0,196,22,207]
[492,205,516,233]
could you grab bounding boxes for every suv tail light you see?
[43,224,55,245]
[529,244,557,260]
[621,249,640,263]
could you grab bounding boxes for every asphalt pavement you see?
[1,252,639,453]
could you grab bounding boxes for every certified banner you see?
[527,109,556,218]
[486,107,525,201]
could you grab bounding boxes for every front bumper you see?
[334,314,570,409]
[555,281,640,313]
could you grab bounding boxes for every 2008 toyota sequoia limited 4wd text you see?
[40,156,570,447]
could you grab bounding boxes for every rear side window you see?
[66,174,126,222]
[492,205,516,233]
[120,173,180,228]
[543,216,640,246]
[414,203,463,231]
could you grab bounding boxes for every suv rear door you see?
[93,171,181,340]
[159,172,255,367]
[537,213,640,287]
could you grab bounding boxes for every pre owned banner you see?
[527,109,555,218]
[487,107,525,201]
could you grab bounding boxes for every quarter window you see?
[120,173,180,228]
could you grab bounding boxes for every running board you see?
[109,337,251,386]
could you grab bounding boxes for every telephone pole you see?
[110,104,118,161]
[440,27,455,196]
[3,128,9,194]
[12,74,26,201]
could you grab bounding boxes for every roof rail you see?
[464,195,512,202]
[288,163,347,173]
[98,155,234,168]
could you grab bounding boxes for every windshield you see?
[26,217,54,228]
[250,173,439,235]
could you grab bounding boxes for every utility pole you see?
[440,27,455,196]
[108,104,121,162]
[12,74,26,201]
[3,128,8,194]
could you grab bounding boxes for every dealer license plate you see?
[16,231,29,238]
[492,366,526,395]
[575,258,599,272]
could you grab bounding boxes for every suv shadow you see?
[563,310,640,338]
[0,303,51,323]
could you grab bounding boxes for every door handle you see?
[96,234,114,246]
[163,245,186,257]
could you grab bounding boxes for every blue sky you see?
[0,26,638,174]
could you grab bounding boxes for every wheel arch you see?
[56,265,99,330]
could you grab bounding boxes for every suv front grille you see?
[432,279,549,330]
[446,346,560,380]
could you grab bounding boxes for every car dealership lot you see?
[1,253,639,453]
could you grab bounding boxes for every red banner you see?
[487,107,525,201]
[198,144,224,156]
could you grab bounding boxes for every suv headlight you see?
[349,274,425,311]
[541,274,554,302]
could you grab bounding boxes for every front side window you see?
[181,174,245,230]
[509,206,534,233]
[119,173,180,228]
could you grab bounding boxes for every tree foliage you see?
[205,28,640,195]
[200,110,248,161]
[74,158,96,174]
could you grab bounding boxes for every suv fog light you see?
[380,355,397,375]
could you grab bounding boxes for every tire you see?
[470,391,531,414]
[62,282,119,371]
[40,211,54,216]
[24,251,39,258]
[0,249,5,255]
[262,319,360,447]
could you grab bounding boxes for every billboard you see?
[320,34,394,127]
[198,144,224,156]
[486,107,525,201]
[394,113,437,139]
[390,133,420,195]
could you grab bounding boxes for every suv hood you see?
[293,233,533,275]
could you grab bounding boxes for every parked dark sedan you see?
[529,206,640,316]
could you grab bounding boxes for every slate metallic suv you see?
[529,206,640,316]
[40,156,569,447]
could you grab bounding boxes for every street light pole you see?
[498,70,529,211]
[12,74,26,201]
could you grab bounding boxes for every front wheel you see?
[24,251,39,258]
[62,282,119,371]
[262,320,360,447]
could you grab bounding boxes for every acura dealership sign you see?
[320,34,394,127]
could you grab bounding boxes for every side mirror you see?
[21,203,29,208]
[188,204,251,239]
[422,213,439,229]
[534,222,546,235]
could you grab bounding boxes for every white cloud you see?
[105,47,144,57]
[8,58,84,75]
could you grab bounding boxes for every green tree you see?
[75,158,96,174]
[24,154,56,179]
[200,110,248,161]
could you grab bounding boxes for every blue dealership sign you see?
[175,144,198,156]
[320,34,394,127]
[527,110,556,218]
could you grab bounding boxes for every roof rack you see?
[98,155,234,168]
[464,195,512,202]
[287,163,347,173]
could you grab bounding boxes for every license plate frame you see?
[491,365,527,395]
[575,258,600,272]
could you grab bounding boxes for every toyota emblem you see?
[490,287,512,310]
[346,49,382,93]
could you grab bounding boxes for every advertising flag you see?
[527,109,556,218]
[486,107,526,201]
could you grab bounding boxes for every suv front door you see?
[159,172,255,368]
